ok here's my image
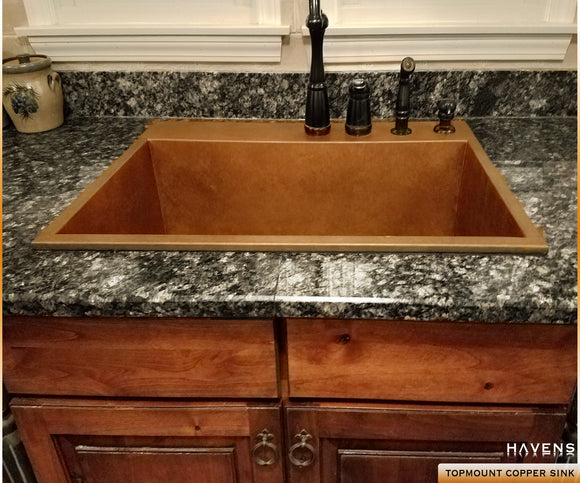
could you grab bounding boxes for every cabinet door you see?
[338,450,502,483]
[11,398,284,483]
[286,402,566,483]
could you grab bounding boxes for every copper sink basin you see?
[34,119,547,253]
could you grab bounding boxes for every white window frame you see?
[15,0,290,62]
[302,0,577,62]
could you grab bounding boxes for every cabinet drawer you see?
[285,318,576,404]
[4,317,278,398]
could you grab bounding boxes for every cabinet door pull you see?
[251,429,279,466]
[288,429,316,468]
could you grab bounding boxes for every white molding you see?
[300,22,576,62]
[16,24,290,63]
[309,0,577,62]
[319,24,578,35]
[16,0,577,63]
[17,25,290,36]
[17,0,288,62]
[320,33,574,62]
[21,34,287,62]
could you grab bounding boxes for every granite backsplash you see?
[60,70,577,120]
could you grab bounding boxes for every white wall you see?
[3,0,33,57]
[3,0,577,71]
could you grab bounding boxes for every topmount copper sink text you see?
[34,119,547,253]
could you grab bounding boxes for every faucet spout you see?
[305,0,330,135]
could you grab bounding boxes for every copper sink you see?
[34,119,547,253]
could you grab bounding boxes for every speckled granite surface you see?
[60,70,577,119]
[2,116,576,323]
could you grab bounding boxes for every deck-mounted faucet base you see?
[305,80,330,135]
[305,0,330,135]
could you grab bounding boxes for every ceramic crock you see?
[2,54,64,133]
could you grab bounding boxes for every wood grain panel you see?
[290,404,566,443]
[285,402,566,483]
[339,450,502,483]
[75,447,237,483]
[286,319,576,404]
[4,316,278,398]
[12,399,284,483]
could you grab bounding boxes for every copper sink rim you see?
[34,233,546,253]
[33,119,548,254]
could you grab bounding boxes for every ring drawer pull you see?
[288,429,316,468]
[251,429,279,466]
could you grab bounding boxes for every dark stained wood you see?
[339,450,502,483]
[4,316,279,398]
[285,318,577,404]
[11,398,284,483]
[56,435,246,483]
[75,446,237,483]
[286,402,567,483]
[5,312,575,483]
[289,403,566,443]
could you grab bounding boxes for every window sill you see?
[302,24,576,62]
[15,24,291,62]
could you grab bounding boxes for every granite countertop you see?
[2,117,577,323]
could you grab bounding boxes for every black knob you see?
[437,100,456,121]
[349,78,369,98]
[434,99,457,134]
[346,79,371,136]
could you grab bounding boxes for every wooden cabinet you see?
[3,315,576,482]
[11,398,284,483]
[285,318,577,404]
[3,317,278,399]
[285,402,565,483]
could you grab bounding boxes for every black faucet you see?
[391,57,416,136]
[305,0,330,135]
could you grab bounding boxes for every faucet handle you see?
[437,100,456,120]
[434,99,457,134]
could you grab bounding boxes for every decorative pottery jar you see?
[2,54,63,133]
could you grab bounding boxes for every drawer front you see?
[285,319,576,404]
[4,317,278,398]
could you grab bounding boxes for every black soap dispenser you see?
[345,79,372,136]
